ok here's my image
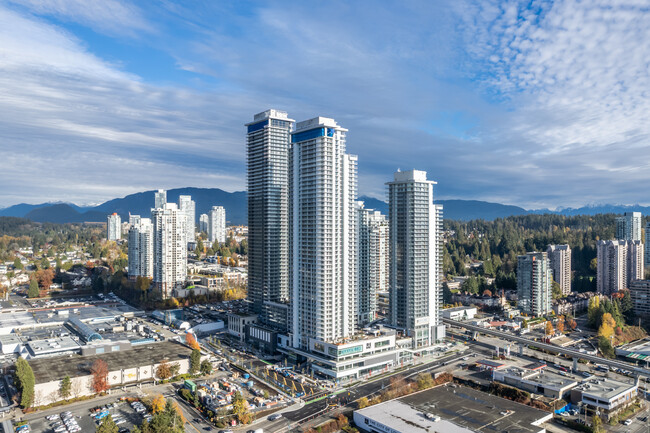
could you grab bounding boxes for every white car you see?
[623,419,633,426]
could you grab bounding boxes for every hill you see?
[18,188,247,225]
[358,196,528,221]
[7,189,650,224]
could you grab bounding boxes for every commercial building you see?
[30,341,194,406]
[547,244,571,295]
[397,385,552,433]
[199,213,208,233]
[388,170,444,347]
[596,240,644,294]
[570,377,639,420]
[442,306,477,321]
[152,203,187,299]
[154,189,167,209]
[178,195,196,245]
[227,312,257,342]
[290,325,411,382]
[128,217,153,280]
[290,116,358,350]
[246,109,294,329]
[616,211,642,241]
[107,213,121,241]
[493,366,578,400]
[517,252,552,317]
[354,400,474,433]
[208,206,226,244]
[357,202,388,325]
[629,279,650,324]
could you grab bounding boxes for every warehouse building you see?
[30,341,195,406]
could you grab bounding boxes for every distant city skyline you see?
[1,1,649,209]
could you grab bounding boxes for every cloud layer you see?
[0,0,649,209]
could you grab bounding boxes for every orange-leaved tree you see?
[90,359,109,393]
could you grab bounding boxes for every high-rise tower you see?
[178,195,196,245]
[387,170,444,347]
[357,202,389,325]
[152,203,187,299]
[616,212,642,241]
[517,252,552,316]
[290,117,358,349]
[246,109,294,327]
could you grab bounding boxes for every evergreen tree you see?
[59,375,71,400]
[27,278,39,298]
[96,415,119,433]
[190,349,201,375]
[15,357,35,408]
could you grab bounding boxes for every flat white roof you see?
[355,400,473,433]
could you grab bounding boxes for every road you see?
[444,318,650,378]
[279,349,472,427]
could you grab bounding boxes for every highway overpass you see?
[443,318,650,379]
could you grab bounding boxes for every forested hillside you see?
[443,214,623,292]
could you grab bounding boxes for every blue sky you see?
[0,0,649,209]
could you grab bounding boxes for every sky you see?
[0,0,649,210]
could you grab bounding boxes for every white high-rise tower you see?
[152,203,187,299]
[128,217,153,280]
[107,213,121,241]
[178,195,196,245]
[154,189,167,209]
[208,206,226,244]
[290,117,358,350]
[357,202,388,325]
[388,170,444,347]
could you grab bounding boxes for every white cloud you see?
[5,0,153,37]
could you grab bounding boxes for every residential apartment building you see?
[596,240,644,294]
[616,212,642,241]
[517,252,552,317]
[290,116,358,350]
[199,214,208,233]
[388,170,445,347]
[127,217,153,281]
[645,222,650,266]
[107,213,121,241]
[629,280,650,324]
[154,189,167,209]
[152,203,187,299]
[547,244,572,295]
[207,206,226,244]
[357,202,389,325]
[246,109,294,329]
[178,195,196,245]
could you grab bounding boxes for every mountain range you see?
[1,188,647,224]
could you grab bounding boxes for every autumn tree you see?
[482,289,492,297]
[185,332,200,350]
[568,318,577,330]
[232,391,251,424]
[545,320,554,336]
[556,316,565,334]
[91,359,109,393]
[35,268,55,290]
[151,394,166,414]
[598,313,616,340]
[156,360,171,380]
[59,375,71,400]
[357,397,369,409]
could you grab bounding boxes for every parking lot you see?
[24,399,150,433]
